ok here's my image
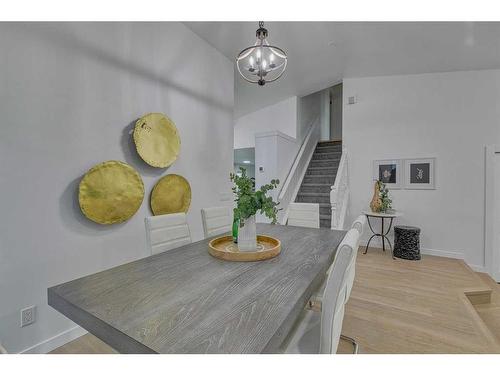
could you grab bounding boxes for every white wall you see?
[330,84,343,140]
[297,91,322,143]
[0,22,234,353]
[254,131,298,223]
[343,70,500,270]
[234,97,298,149]
[254,131,298,189]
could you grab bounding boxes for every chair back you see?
[201,206,232,238]
[320,229,358,354]
[351,214,367,235]
[344,228,362,302]
[145,213,192,255]
[287,203,320,229]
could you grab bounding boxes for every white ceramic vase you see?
[238,215,257,251]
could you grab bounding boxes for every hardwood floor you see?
[339,247,500,353]
[474,273,500,344]
[50,247,500,354]
[50,333,115,354]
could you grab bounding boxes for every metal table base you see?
[363,215,395,259]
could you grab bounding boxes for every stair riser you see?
[296,195,330,204]
[309,159,340,168]
[317,141,341,147]
[314,147,342,154]
[299,185,331,194]
[320,206,331,216]
[307,169,338,176]
[303,176,336,184]
[312,153,342,160]
[320,219,331,228]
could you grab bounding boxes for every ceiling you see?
[184,22,500,118]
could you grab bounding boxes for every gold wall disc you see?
[133,113,181,168]
[151,174,191,215]
[79,161,144,225]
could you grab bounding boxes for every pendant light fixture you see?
[236,21,287,86]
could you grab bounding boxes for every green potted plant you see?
[230,168,280,251]
[378,180,393,213]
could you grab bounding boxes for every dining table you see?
[48,223,346,353]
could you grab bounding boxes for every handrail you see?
[278,118,318,199]
[330,146,349,229]
[278,118,320,224]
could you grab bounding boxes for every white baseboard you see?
[20,325,87,354]
[468,264,487,273]
[419,247,464,260]
[359,241,493,274]
[360,241,465,260]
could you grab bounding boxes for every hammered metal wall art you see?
[79,160,144,225]
[151,174,191,215]
[133,113,181,168]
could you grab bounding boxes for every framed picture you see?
[372,159,402,189]
[404,158,436,189]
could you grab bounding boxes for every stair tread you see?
[313,152,342,157]
[308,166,338,169]
[310,158,341,162]
[301,183,332,187]
[317,143,342,147]
[305,174,337,178]
[318,140,342,143]
[297,192,330,197]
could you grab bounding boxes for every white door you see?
[485,145,500,282]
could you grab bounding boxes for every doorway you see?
[234,147,255,179]
[485,145,500,282]
[329,83,342,141]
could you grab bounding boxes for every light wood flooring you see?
[50,247,500,354]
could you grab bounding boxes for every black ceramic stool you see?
[393,226,421,260]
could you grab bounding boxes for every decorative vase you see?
[370,181,383,213]
[232,216,240,243]
[238,215,257,251]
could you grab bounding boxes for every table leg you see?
[364,234,377,254]
[381,217,395,258]
[363,215,396,259]
[381,218,385,252]
[363,215,376,254]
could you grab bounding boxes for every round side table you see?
[362,210,403,258]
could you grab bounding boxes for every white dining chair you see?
[287,203,320,229]
[339,227,362,353]
[307,228,361,353]
[145,213,192,255]
[201,206,232,238]
[280,240,354,354]
[351,214,367,235]
[345,218,365,300]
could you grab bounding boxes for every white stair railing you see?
[278,118,321,224]
[330,147,349,230]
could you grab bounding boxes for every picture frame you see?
[404,158,436,189]
[372,159,402,189]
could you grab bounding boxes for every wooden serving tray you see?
[208,235,281,262]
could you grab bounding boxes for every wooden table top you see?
[48,224,346,354]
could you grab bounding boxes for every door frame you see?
[485,145,500,282]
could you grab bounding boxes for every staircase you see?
[295,141,342,228]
